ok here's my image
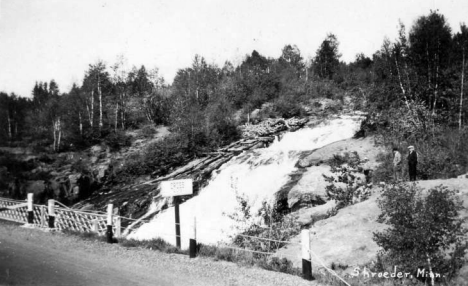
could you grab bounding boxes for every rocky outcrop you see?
[275,191,387,272]
[285,137,382,210]
[287,165,334,209]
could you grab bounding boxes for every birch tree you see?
[454,24,468,130]
[82,61,111,135]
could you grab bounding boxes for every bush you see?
[119,135,192,177]
[271,96,305,118]
[228,195,301,254]
[373,183,467,285]
[323,152,371,210]
[103,131,131,151]
[371,151,395,183]
[197,244,300,275]
[140,125,157,138]
[120,238,187,254]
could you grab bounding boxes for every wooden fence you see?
[0,196,119,237]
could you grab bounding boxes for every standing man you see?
[407,145,418,181]
[392,147,402,181]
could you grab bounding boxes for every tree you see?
[82,61,111,134]
[453,24,468,130]
[409,11,452,115]
[61,84,87,143]
[374,183,467,285]
[110,55,130,131]
[313,33,341,79]
[279,44,305,78]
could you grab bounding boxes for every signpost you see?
[161,179,193,249]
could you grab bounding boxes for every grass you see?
[61,229,109,243]
[59,228,303,277]
[119,237,188,254]
[197,244,302,276]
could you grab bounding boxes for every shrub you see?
[119,135,192,177]
[120,238,187,254]
[373,183,467,285]
[103,131,131,151]
[271,96,305,118]
[323,152,371,210]
[140,125,157,138]
[371,151,395,183]
[228,195,301,254]
[197,244,300,275]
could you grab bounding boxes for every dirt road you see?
[0,221,321,286]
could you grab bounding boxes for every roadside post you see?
[27,193,34,225]
[48,199,55,229]
[302,229,312,280]
[106,204,113,243]
[161,179,193,250]
[189,216,197,258]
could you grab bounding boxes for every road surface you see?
[0,220,321,286]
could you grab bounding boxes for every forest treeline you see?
[1,11,467,179]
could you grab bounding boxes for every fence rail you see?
[0,197,120,237]
[0,195,350,285]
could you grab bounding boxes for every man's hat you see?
[408,145,414,149]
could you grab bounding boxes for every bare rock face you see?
[287,165,334,209]
[296,153,324,168]
[275,192,387,271]
[294,200,337,226]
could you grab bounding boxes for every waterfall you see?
[128,115,363,248]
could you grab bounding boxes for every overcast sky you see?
[0,0,467,98]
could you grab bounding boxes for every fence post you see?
[189,216,197,258]
[106,204,113,243]
[27,193,34,225]
[301,229,312,280]
[174,197,181,248]
[48,199,55,229]
[115,216,121,238]
[92,219,98,233]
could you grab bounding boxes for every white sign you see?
[161,179,193,197]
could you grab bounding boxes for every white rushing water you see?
[128,116,363,248]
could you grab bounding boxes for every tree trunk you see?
[394,52,411,110]
[57,118,61,151]
[7,111,11,140]
[432,54,440,116]
[120,92,126,130]
[426,252,435,286]
[98,74,103,132]
[90,90,94,128]
[460,48,465,130]
[114,102,119,133]
[52,120,57,152]
[78,112,83,137]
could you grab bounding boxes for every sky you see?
[0,0,467,98]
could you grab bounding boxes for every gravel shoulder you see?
[0,220,323,286]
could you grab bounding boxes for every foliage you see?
[313,33,341,79]
[367,102,468,182]
[228,194,301,254]
[118,135,192,178]
[197,244,301,276]
[103,130,132,151]
[323,152,372,210]
[120,238,187,254]
[373,183,467,283]
[271,95,306,118]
